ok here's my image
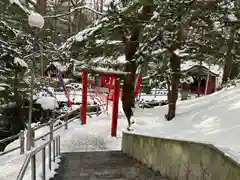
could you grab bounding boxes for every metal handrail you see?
[34,108,80,130]
[34,103,106,130]
[0,133,20,144]
[0,113,78,156]
[0,103,105,156]
[16,135,61,180]
[0,109,71,145]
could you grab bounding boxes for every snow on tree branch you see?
[44,6,104,19]
[14,57,28,68]
[9,0,30,14]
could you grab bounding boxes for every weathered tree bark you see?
[230,62,240,79]
[68,0,72,34]
[180,82,190,101]
[100,0,103,12]
[35,0,47,38]
[165,53,180,120]
[13,70,25,132]
[122,28,138,108]
[53,0,58,43]
[165,22,185,120]
[36,0,47,15]
[122,5,154,109]
[222,28,236,84]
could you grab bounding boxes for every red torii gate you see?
[77,67,130,137]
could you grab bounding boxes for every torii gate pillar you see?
[111,78,120,137]
[81,71,88,125]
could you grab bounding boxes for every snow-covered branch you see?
[44,6,104,19]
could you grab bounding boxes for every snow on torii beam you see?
[77,67,130,79]
[77,67,130,137]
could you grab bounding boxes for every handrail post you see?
[16,136,62,180]
[53,139,56,162]
[42,147,46,180]
[58,136,60,155]
[49,120,53,141]
[20,130,25,155]
[31,154,36,180]
[31,129,35,148]
[48,143,52,170]
[96,105,99,116]
[64,114,68,130]
[56,137,59,156]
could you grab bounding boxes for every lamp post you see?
[27,12,44,151]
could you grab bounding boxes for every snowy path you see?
[60,114,124,152]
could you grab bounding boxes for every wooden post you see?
[20,130,25,155]
[81,71,88,125]
[205,64,211,95]
[111,78,120,137]
[197,76,201,97]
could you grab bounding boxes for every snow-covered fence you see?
[16,135,61,180]
[34,108,79,130]
[0,108,77,156]
[0,103,106,156]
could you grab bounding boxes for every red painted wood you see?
[81,71,88,125]
[111,79,120,137]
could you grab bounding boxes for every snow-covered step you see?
[50,151,168,180]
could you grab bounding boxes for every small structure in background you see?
[181,65,219,96]
[44,61,74,78]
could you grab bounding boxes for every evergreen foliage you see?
[63,0,240,85]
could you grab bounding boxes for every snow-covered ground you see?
[55,90,95,104]
[131,86,240,164]
[140,94,168,102]
[139,90,197,102]
[2,86,240,179]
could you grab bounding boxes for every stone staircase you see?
[50,151,168,180]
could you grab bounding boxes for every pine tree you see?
[0,7,29,132]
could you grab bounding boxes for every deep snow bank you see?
[130,86,240,163]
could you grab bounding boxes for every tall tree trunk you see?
[68,0,72,35]
[165,53,180,120]
[165,23,185,121]
[222,28,236,84]
[36,0,47,14]
[122,5,154,109]
[53,0,58,43]
[122,28,138,108]
[13,71,25,133]
[100,0,103,12]
[230,62,240,79]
